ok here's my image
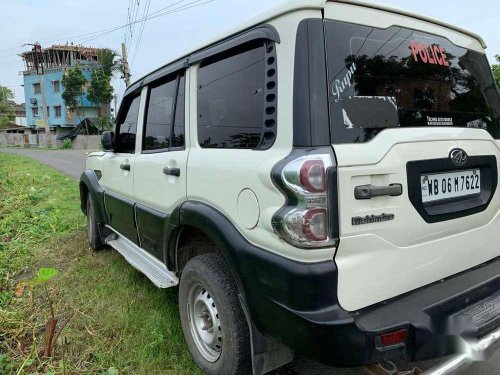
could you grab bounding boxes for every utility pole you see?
[121,42,131,87]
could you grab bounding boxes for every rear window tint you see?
[324,20,500,143]
[197,42,265,149]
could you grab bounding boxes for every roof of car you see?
[125,0,486,94]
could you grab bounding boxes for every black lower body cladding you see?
[179,201,500,367]
[80,186,500,367]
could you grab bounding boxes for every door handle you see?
[354,184,402,200]
[120,163,131,171]
[163,167,180,177]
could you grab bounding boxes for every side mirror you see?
[101,131,115,151]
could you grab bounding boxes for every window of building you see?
[33,83,41,94]
[115,94,141,153]
[46,106,50,117]
[32,107,39,117]
[54,106,62,117]
[53,80,60,93]
[197,42,269,149]
[143,77,177,151]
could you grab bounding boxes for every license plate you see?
[421,169,480,203]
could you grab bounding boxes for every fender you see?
[79,169,107,225]
[177,201,348,373]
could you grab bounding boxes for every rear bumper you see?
[246,256,500,367]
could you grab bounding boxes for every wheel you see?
[179,254,251,375]
[86,194,105,251]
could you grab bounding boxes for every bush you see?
[61,139,73,149]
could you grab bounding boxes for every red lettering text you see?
[433,45,443,65]
[409,42,450,67]
[439,46,450,66]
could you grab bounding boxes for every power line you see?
[130,0,152,66]
[127,0,141,52]
[74,0,212,48]
[0,0,214,60]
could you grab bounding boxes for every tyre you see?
[179,254,251,375]
[86,194,105,251]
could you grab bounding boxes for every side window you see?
[116,94,141,153]
[143,72,186,152]
[197,41,277,149]
[143,77,176,151]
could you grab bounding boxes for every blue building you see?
[21,44,109,135]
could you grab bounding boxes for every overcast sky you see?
[0,0,498,104]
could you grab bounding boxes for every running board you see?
[105,227,178,288]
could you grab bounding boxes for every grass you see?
[0,153,201,374]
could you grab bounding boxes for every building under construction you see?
[21,43,110,133]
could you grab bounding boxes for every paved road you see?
[0,148,89,179]
[1,147,499,375]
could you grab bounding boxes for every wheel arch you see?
[79,169,107,224]
[171,201,245,294]
[172,201,296,374]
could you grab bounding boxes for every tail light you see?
[300,160,326,192]
[271,148,338,249]
[379,329,408,347]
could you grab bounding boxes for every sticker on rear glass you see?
[427,116,453,126]
[341,96,399,129]
[410,42,450,66]
[332,63,356,102]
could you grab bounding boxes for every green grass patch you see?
[0,153,200,374]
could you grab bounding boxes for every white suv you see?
[80,1,500,374]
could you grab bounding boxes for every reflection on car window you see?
[116,95,141,153]
[144,78,176,151]
[324,20,500,144]
[197,42,265,149]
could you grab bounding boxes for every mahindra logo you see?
[449,148,468,165]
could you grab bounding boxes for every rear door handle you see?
[163,167,180,177]
[354,184,402,199]
[120,163,131,171]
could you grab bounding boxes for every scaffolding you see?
[21,43,104,73]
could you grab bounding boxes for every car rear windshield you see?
[324,20,500,144]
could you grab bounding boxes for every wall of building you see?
[0,133,101,150]
[23,66,102,129]
[15,116,27,127]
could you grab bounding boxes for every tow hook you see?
[364,361,422,375]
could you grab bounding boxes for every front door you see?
[133,71,188,261]
[100,93,142,244]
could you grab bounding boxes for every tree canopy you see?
[0,85,15,130]
[87,69,114,108]
[492,55,500,92]
[87,49,121,130]
[61,66,87,122]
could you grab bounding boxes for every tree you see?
[61,66,87,125]
[87,49,121,130]
[0,85,15,130]
[492,55,500,92]
[98,48,122,77]
[87,69,114,111]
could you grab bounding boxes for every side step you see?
[105,228,178,288]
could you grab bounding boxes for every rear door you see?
[100,93,142,244]
[324,3,500,311]
[133,70,188,262]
